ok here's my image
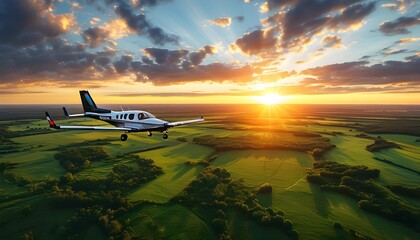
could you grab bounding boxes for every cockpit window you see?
[139,113,147,120]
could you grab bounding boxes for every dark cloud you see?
[382,49,409,56]
[0,0,75,47]
[232,27,277,56]
[112,0,179,45]
[236,16,244,22]
[301,54,420,86]
[379,15,420,35]
[188,45,217,65]
[110,91,247,97]
[130,62,256,86]
[113,55,133,73]
[259,0,375,51]
[82,27,110,48]
[0,37,119,84]
[143,45,216,66]
[143,48,189,65]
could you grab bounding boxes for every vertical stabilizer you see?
[79,90,111,113]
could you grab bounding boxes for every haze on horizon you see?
[0,0,419,104]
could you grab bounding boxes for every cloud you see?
[300,54,420,86]
[259,0,375,52]
[382,0,416,12]
[379,15,420,35]
[231,27,278,56]
[395,37,420,45]
[112,0,179,45]
[0,0,76,47]
[131,62,256,86]
[236,16,245,22]
[210,17,232,27]
[143,48,189,65]
[82,19,130,48]
[82,27,110,48]
[188,45,217,65]
[143,45,217,66]
[209,16,245,27]
[321,35,343,49]
[0,37,119,84]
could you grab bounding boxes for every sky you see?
[0,0,419,104]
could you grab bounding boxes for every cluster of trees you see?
[193,134,335,158]
[185,154,219,167]
[47,155,163,239]
[365,137,400,152]
[256,183,272,194]
[173,167,298,239]
[55,147,110,172]
[307,161,380,182]
[306,161,420,231]
[386,185,420,199]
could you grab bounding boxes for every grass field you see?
[1,104,419,239]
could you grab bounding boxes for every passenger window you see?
[116,115,119,119]
[124,114,128,119]
[129,114,134,120]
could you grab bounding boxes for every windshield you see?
[138,112,155,120]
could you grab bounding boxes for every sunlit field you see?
[1,104,419,239]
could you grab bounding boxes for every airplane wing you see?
[167,116,204,127]
[46,112,132,131]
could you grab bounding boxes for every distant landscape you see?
[1,104,419,240]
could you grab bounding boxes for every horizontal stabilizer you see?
[63,107,85,117]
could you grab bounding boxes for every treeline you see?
[362,120,420,136]
[193,134,335,158]
[55,147,111,173]
[173,167,298,240]
[185,154,219,167]
[386,185,420,199]
[365,137,400,152]
[306,160,420,231]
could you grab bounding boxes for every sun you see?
[255,93,285,105]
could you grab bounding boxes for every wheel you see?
[163,133,168,139]
[147,131,152,137]
[121,134,128,141]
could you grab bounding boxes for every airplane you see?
[45,90,204,141]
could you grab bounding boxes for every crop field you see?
[0,104,419,239]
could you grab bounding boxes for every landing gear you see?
[163,131,168,139]
[147,131,152,137]
[120,133,128,141]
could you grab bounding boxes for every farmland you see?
[0,104,419,239]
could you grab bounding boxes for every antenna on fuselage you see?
[120,106,124,112]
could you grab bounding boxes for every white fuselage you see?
[86,110,169,132]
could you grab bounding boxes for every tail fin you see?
[45,112,59,129]
[79,90,111,113]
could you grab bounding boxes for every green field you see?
[1,104,419,239]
